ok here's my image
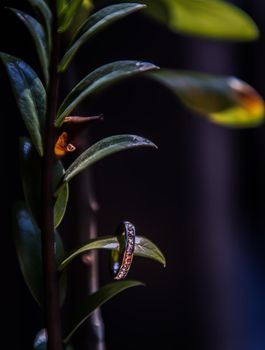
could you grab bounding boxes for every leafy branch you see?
[3,1,165,349]
[2,0,265,349]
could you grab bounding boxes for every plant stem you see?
[63,66,106,349]
[76,156,105,350]
[41,3,62,350]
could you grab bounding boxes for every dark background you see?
[2,1,265,349]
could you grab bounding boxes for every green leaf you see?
[20,137,41,223]
[150,70,265,128]
[56,60,158,126]
[20,138,69,228]
[57,0,67,13]
[9,8,49,85]
[59,235,166,271]
[82,0,93,10]
[13,203,65,306]
[58,0,83,33]
[26,0,52,51]
[62,135,157,183]
[53,161,69,228]
[133,235,166,266]
[58,3,146,71]
[0,53,46,155]
[64,280,143,343]
[144,0,258,41]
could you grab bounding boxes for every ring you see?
[110,221,136,280]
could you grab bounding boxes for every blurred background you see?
[2,0,265,349]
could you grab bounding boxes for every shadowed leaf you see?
[59,235,166,271]
[26,0,52,51]
[53,161,69,228]
[64,280,143,342]
[59,3,146,71]
[56,60,158,126]
[62,135,157,183]
[13,203,66,306]
[0,53,46,155]
[20,138,69,228]
[9,8,49,85]
[20,138,41,223]
[150,70,265,128]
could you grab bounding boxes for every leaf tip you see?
[134,136,158,149]
[242,15,259,41]
[134,3,147,10]
[148,140,158,150]
[135,61,159,73]
[125,280,145,288]
[158,254,166,267]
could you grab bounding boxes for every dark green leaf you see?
[58,235,166,271]
[20,138,69,228]
[0,53,46,155]
[62,135,157,183]
[13,202,43,305]
[13,203,65,306]
[20,137,41,223]
[58,0,83,33]
[58,3,146,71]
[53,161,69,228]
[26,0,52,51]
[9,8,49,85]
[150,70,265,128]
[64,280,143,342]
[143,0,258,40]
[54,183,69,228]
[56,60,158,126]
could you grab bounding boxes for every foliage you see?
[143,0,259,40]
[150,70,264,128]
[3,0,165,348]
[2,0,264,348]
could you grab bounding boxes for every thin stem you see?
[41,3,62,350]
[65,64,105,350]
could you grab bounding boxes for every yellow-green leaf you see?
[58,0,83,33]
[144,0,258,41]
[150,70,265,128]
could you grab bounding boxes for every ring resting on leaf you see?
[110,221,136,280]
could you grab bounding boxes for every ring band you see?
[111,221,136,280]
